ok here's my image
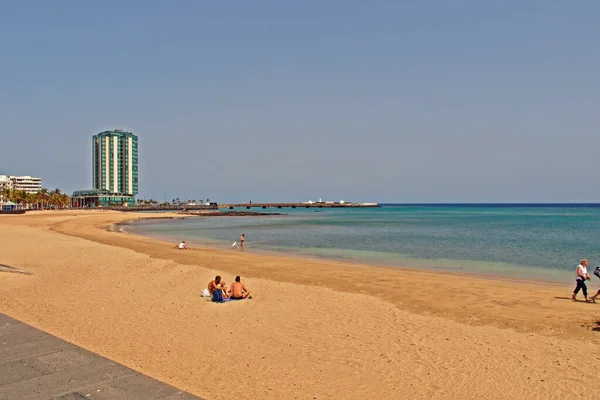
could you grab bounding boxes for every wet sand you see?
[1,210,600,399]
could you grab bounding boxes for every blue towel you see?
[212,290,225,303]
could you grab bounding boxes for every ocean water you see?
[122,204,600,283]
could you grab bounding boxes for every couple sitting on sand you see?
[208,275,252,303]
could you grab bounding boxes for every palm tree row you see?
[0,188,71,210]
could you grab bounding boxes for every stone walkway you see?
[0,313,203,400]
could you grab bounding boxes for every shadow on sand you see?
[553,296,597,303]
[0,264,32,275]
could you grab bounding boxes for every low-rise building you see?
[1,201,17,211]
[0,175,12,190]
[0,175,12,205]
[71,189,135,208]
[10,176,42,194]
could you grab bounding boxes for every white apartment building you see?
[9,176,42,194]
[0,175,12,191]
[0,175,11,204]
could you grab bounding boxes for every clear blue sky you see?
[1,1,598,203]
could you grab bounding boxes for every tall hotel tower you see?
[92,130,138,196]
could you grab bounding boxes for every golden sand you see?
[1,211,600,399]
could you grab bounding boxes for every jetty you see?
[95,202,379,212]
[218,202,380,210]
[108,204,219,212]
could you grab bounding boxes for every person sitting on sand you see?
[177,241,188,250]
[229,276,251,300]
[572,258,591,302]
[208,275,229,302]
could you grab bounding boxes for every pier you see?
[218,202,380,210]
[99,203,379,212]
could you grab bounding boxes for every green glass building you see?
[92,130,138,198]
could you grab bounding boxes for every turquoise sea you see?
[122,204,600,283]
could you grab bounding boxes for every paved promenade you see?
[0,313,203,400]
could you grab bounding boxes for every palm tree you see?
[1,188,11,204]
[37,188,49,210]
[17,191,31,209]
[21,192,29,209]
[63,193,71,208]
[47,188,61,209]
[15,191,27,209]
[50,191,61,209]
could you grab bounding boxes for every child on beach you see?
[572,258,591,302]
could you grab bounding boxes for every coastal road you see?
[0,313,203,400]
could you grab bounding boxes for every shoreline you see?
[2,210,600,399]
[120,214,574,288]
[123,226,571,289]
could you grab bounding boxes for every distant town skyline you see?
[1,2,599,203]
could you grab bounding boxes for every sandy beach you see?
[1,211,600,399]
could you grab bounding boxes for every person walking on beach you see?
[589,267,600,303]
[229,276,251,300]
[240,234,245,249]
[572,258,591,302]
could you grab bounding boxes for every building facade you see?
[0,175,12,191]
[8,176,42,194]
[92,130,138,196]
[0,175,11,205]
[1,174,43,206]
[71,189,136,207]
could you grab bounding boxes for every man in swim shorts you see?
[208,275,229,301]
[229,276,251,300]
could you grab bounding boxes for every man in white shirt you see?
[572,258,591,301]
[178,241,188,250]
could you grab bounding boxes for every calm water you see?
[123,204,600,282]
